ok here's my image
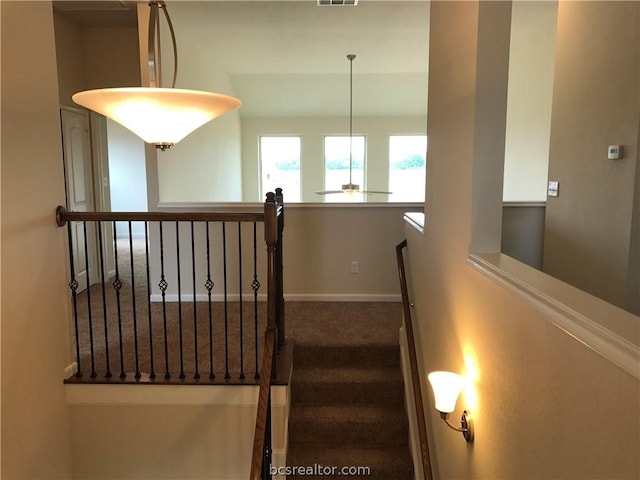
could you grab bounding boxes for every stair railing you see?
[249,189,284,480]
[396,239,434,480]
[55,192,284,384]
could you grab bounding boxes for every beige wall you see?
[283,205,417,298]
[1,1,74,477]
[141,5,244,203]
[156,111,244,202]
[54,14,140,106]
[241,116,427,202]
[543,1,640,314]
[503,1,557,203]
[150,203,418,300]
[67,385,289,480]
[406,1,639,478]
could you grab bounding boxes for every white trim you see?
[284,294,401,302]
[403,212,425,234]
[502,201,546,208]
[150,293,401,303]
[158,201,425,210]
[468,253,640,379]
[64,362,78,379]
[66,384,289,407]
[150,293,267,303]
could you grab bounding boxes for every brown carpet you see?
[70,238,267,381]
[286,302,414,480]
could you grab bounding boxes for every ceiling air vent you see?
[317,0,358,6]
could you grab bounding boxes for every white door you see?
[61,107,97,292]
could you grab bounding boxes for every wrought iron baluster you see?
[144,222,155,379]
[262,390,273,480]
[252,221,261,379]
[176,221,185,379]
[97,221,112,378]
[159,222,170,379]
[205,221,215,379]
[129,222,141,379]
[238,221,244,380]
[83,221,97,378]
[112,221,125,379]
[223,222,230,379]
[66,221,82,378]
[191,221,199,379]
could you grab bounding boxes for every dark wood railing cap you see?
[54,206,264,225]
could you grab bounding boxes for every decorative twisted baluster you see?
[252,221,261,380]
[112,222,125,379]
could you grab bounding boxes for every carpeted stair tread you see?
[291,366,405,405]
[292,366,405,383]
[291,367,404,406]
[286,444,414,479]
[293,344,401,369]
[285,302,414,479]
[288,404,409,447]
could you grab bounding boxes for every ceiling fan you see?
[316,54,392,197]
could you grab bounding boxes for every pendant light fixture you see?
[72,1,241,150]
[317,54,391,196]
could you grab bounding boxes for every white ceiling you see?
[56,0,430,117]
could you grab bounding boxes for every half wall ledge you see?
[468,252,640,380]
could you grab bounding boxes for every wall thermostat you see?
[608,145,622,160]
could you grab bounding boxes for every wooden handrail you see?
[395,239,434,480]
[248,191,283,479]
[249,328,276,480]
[56,205,264,226]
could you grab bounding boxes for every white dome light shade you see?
[72,87,241,149]
[427,371,466,414]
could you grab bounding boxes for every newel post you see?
[264,192,278,377]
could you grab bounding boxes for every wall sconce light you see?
[427,371,474,443]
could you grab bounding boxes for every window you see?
[259,136,301,202]
[388,135,426,202]
[324,135,365,201]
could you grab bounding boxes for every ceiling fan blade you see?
[361,190,393,195]
[316,190,346,195]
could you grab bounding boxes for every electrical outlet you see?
[350,261,359,274]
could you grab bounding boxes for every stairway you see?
[285,302,414,480]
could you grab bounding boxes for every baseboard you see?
[150,293,267,302]
[149,293,401,303]
[64,362,78,379]
[284,294,401,302]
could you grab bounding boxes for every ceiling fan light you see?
[72,87,241,149]
[341,183,360,193]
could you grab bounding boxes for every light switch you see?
[548,181,559,197]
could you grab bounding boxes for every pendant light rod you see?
[347,54,355,185]
[148,1,177,89]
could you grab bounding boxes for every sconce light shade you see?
[72,88,241,150]
[427,371,466,413]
